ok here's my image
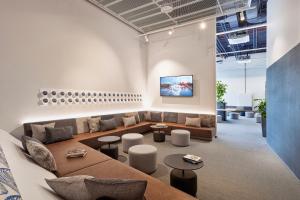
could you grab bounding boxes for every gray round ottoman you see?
[129,144,157,174]
[230,112,239,120]
[122,133,143,153]
[171,129,190,147]
[245,111,255,118]
[217,115,222,123]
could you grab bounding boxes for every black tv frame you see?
[160,75,194,97]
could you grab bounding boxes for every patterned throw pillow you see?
[125,112,140,123]
[87,117,101,133]
[31,123,56,143]
[76,117,90,134]
[122,116,137,128]
[144,112,151,121]
[21,135,42,153]
[46,175,94,200]
[85,178,147,200]
[26,139,57,172]
[0,145,22,200]
[185,117,201,127]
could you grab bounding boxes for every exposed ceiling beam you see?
[216,0,224,15]
[104,0,123,7]
[216,23,267,35]
[216,47,267,56]
[119,2,155,16]
[139,5,256,36]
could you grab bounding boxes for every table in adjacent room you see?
[164,154,204,196]
[98,136,120,159]
[150,124,168,142]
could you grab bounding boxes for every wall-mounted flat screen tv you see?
[160,75,193,97]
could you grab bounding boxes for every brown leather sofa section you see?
[66,160,197,200]
[46,140,111,177]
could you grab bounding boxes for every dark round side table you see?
[164,154,204,197]
[98,136,120,159]
[150,124,168,142]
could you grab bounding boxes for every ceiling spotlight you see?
[144,35,149,43]
[199,21,207,30]
[239,12,245,21]
[168,29,174,35]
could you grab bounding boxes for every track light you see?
[239,12,245,21]
[199,21,207,30]
[168,29,174,35]
[144,35,149,42]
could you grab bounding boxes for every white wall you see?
[217,53,266,106]
[267,0,300,66]
[0,0,146,134]
[147,20,216,114]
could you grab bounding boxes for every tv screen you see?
[160,75,193,97]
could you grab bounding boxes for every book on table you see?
[66,148,87,158]
[183,154,202,164]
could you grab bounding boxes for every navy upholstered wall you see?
[266,43,300,179]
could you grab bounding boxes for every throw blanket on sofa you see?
[0,145,22,200]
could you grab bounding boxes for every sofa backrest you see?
[24,118,77,137]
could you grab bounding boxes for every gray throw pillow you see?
[150,112,162,122]
[26,139,57,172]
[163,112,178,123]
[31,123,56,143]
[46,175,94,200]
[88,117,101,133]
[122,116,137,128]
[85,178,147,200]
[21,135,42,153]
[44,126,74,144]
[100,118,117,131]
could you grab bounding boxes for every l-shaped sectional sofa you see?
[22,111,216,200]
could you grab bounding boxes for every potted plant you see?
[254,99,266,137]
[216,81,228,121]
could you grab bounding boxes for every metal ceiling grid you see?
[87,0,252,33]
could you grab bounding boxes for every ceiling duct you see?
[228,31,250,44]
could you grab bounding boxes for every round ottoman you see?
[217,115,222,123]
[171,129,190,147]
[255,113,262,123]
[129,144,157,174]
[229,112,239,120]
[245,111,255,118]
[122,133,144,153]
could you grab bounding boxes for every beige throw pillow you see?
[185,117,201,127]
[144,112,151,121]
[26,139,57,172]
[123,116,137,128]
[76,117,89,134]
[87,117,101,133]
[125,112,140,123]
[46,175,94,200]
[31,123,55,143]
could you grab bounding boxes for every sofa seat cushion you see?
[65,160,197,200]
[46,141,111,177]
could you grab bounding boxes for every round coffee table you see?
[150,124,168,142]
[98,136,120,159]
[164,154,204,196]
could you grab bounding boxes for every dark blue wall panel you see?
[266,43,300,179]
